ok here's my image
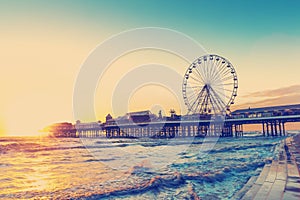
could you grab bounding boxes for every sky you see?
[1,0,300,136]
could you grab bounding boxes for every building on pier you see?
[115,110,157,125]
[75,120,103,137]
[43,122,76,137]
[231,104,300,119]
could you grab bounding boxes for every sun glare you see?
[5,131,49,137]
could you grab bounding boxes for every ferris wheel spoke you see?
[185,84,203,92]
[197,87,209,114]
[188,74,205,85]
[199,92,209,114]
[187,79,204,86]
[192,72,205,84]
[212,63,230,83]
[219,76,231,86]
[213,87,232,99]
[186,90,200,100]
[210,88,225,99]
[210,63,228,84]
[217,87,233,93]
[211,61,231,81]
[214,94,231,104]
[213,82,234,86]
[186,85,201,89]
[212,90,227,108]
[210,72,223,86]
[202,60,211,83]
[188,74,203,84]
[210,98,221,114]
[193,63,206,83]
[211,87,228,107]
[218,75,234,83]
[209,88,227,113]
[205,59,212,82]
[207,58,215,81]
[212,83,231,92]
[201,58,206,81]
[207,56,215,80]
[195,91,207,114]
[212,80,234,95]
[213,79,232,88]
[209,88,224,110]
[209,83,229,105]
[198,64,204,83]
[209,58,222,82]
[186,88,203,95]
[191,86,205,102]
[206,95,215,114]
[207,93,219,114]
[186,85,202,89]
[186,90,202,102]
[190,87,206,113]
[210,59,220,83]
[211,60,227,78]
[192,67,206,83]
[221,69,233,80]
[203,58,209,81]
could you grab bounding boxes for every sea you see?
[0,135,284,199]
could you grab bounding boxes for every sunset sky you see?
[1,0,300,136]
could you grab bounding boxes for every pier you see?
[72,104,300,138]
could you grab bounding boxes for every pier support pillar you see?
[187,126,191,137]
[275,122,278,136]
[270,122,274,136]
[279,122,282,136]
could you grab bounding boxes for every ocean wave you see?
[78,172,185,199]
[88,143,130,148]
[75,159,266,199]
[126,161,153,175]
[208,143,274,153]
[0,142,86,154]
[0,163,13,168]
[85,158,116,162]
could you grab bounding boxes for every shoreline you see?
[235,134,300,199]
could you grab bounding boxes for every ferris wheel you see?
[182,54,238,115]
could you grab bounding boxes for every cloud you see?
[242,85,300,98]
[232,84,300,110]
[232,93,300,110]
